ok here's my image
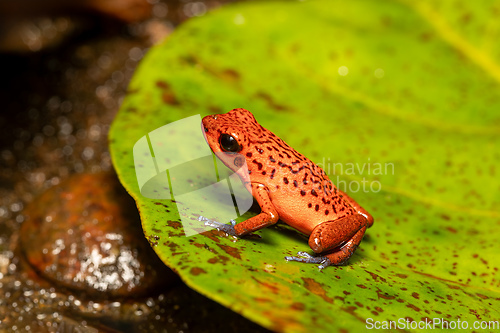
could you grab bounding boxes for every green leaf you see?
[109,0,500,331]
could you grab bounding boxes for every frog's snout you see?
[201,116,210,131]
[201,122,208,133]
[201,120,209,142]
[201,116,215,147]
[201,114,218,132]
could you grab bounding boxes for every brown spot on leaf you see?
[146,235,159,247]
[200,230,221,243]
[255,91,288,111]
[381,16,392,27]
[156,81,169,89]
[162,91,179,105]
[406,303,421,312]
[216,244,241,259]
[167,220,182,229]
[190,267,206,276]
[254,297,272,303]
[209,105,222,113]
[461,12,472,24]
[341,305,367,324]
[476,293,488,300]
[221,69,240,81]
[302,278,333,304]
[252,277,280,294]
[446,227,457,233]
[156,80,179,105]
[181,55,196,65]
[207,255,230,265]
[448,284,462,291]
[163,241,179,252]
[365,270,387,283]
[469,309,482,320]
[291,302,305,311]
[420,32,433,42]
[376,288,395,300]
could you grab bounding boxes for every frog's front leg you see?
[286,214,368,268]
[205,183,279,237]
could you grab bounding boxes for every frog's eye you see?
[219,134,240,152]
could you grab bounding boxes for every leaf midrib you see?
[400,0,500,85]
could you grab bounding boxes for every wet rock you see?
[0,0,152,24]
[20,171,176,298]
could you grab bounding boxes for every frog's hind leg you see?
[285,226,367,269]
[318,225,366,267]
[285,214,367,268]
[338,190,374,228]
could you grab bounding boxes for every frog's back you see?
[213,109,357,235]
[247,129,356,234]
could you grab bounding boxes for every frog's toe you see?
[205,221,237,236]
[199,216,261,238]
[296,251,313,258]
[285,252,332,269]
[285,252,325,263]
[317,258,332,270]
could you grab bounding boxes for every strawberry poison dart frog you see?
[201,108,374,269]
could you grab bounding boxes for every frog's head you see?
[201,108,261,154]
[202,108,261,175]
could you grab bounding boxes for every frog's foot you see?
[199,216,238,236]
[285,251,333,270]
[199,216,261,238]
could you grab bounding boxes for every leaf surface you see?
[109,1,500,331]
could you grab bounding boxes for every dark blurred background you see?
[0,1,271,332]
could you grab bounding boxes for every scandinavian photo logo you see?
[132,115,253,236]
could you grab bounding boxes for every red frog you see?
[201,108,374,269]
